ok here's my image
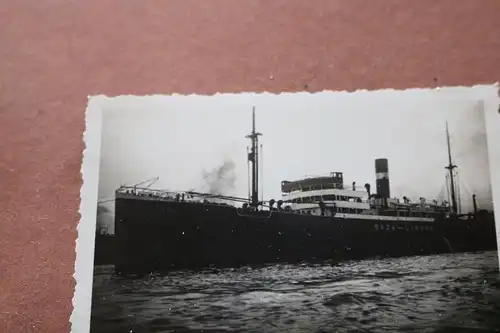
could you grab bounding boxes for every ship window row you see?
[379,210,437,219]
[285,183,344,193]
[297,209,319,215]
[289,195,363,204]
[292,199,438,219]
[293,207,437,219]
[375,224,433,232]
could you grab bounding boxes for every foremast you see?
[246,107,262,208]
[445,121,458,215]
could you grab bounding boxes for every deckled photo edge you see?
[82,83,498,102]
[70,83,500,333]
[71,95,107,333]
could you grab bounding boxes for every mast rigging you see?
[246,107,262,207]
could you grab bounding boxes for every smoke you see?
[201,159,237,196]
[97,204,110,214]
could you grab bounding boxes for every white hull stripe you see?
[376,172,389,180]
[336,213,434,223]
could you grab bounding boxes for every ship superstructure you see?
[280,169,448,222]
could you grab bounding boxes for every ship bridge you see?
[280,173,372,215]
[281,172,345,194]
[281,173,368,201]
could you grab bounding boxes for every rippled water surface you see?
[91,251,500,333]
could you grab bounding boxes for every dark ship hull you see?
[94,234,116,265]
[114,195,497,275]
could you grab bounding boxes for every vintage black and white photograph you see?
[79,87,500,333]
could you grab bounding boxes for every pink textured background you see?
[1,1,499,332]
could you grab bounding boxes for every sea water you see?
[91,251,500,333]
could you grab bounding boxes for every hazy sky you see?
[96,90,493,233]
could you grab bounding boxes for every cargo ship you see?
[113,108,497,274]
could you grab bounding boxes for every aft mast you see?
[445,121,458,214]
[246,107,262,208]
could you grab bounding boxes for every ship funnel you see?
[375,158,390,199]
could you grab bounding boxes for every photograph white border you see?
[71,95,104,333]
[70,84,500,333]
